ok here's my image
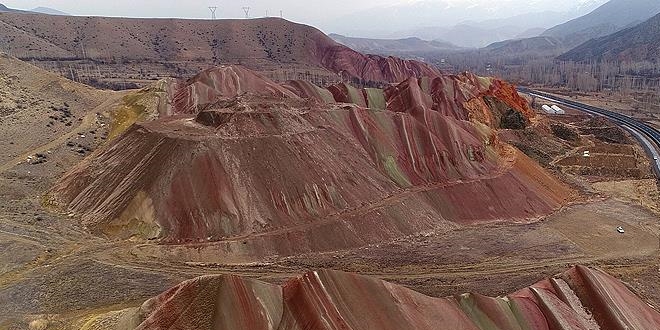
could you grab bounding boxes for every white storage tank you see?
[551,105,565,114]
[542,105,554,114]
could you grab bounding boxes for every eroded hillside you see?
[46,66,572,258]
[84,266,660,330]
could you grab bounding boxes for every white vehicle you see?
[616,226,625,234]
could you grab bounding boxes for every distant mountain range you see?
[330,0,660,54]
[31,7,69,16]
[327,0,660,61]
[391,10,601,48]
[0,3,25,13]
[417,24,524,49]
[329,34,460,55]
[476,0,660,60]
[543,0,660,48]
[0,3,68,15]
[325,0,607,48]
[485,36,563,55]
[558,12,660,62]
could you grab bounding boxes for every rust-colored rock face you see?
[86,266,660,330]
[316,42,441,83]
[281,80,336,103]
[170,65,300,114]
[48,66,570,257]
[391,73,535,127]
[168,66,531,128]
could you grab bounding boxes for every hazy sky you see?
[2,0,605,35]
[3,0,404,20]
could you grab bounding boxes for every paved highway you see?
[518,88,660,181]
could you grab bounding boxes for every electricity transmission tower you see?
[208,6,217,19]
[242,6,250,18]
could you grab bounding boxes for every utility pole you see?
[280,10,283,18]
[265,10,268,17]
[242,6,250,18]
[80,40,86,59]
[208,6,217,19]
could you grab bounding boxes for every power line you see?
[208,6,217,19]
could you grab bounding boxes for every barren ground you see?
[0,116,659,330]
[1,80,659,328]
[538,88,660,122]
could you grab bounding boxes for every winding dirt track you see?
[67,242,621,283]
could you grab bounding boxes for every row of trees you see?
[435,52,660,115]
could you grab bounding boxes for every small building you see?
[551,105,565,115]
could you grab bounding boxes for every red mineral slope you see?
[48,64,571,257]
[281,80,336,104]
[390,73,534,127]
[316,44,441,83]
[169,65,299,114]
[84,266,660,330]
[167,65,527,124]
[326,82,369,107]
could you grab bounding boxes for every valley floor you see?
[538,88,660,123]
[0,76,659,329]
[0,129,658,329]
